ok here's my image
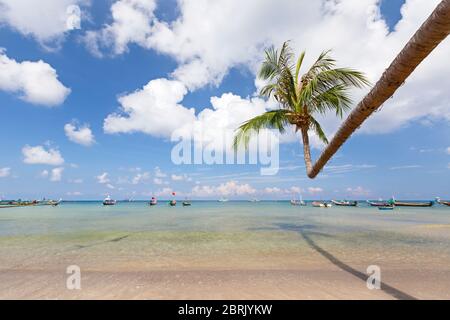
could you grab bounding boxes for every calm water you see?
[1,201,450,299]
[1,201,449,239]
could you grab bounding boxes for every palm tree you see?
[307,0,450,178]
[234,41,369,174]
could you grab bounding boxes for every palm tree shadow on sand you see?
[276,223,416,300]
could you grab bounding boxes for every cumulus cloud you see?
[153,177,163,185]
[346,186,371,197]
[83,0,156,57]
[132,172,150,184]
[66,191,82,196]
[0,49,71,106]
[64,122,95,146]
[50,167,64,182]
[0,167,11,178]
[446,147,450,155]
[22,145,64,166]
[95,0,449,146]
[192,180,256,198]
[0,0,87,48]
[389,165,422,170]
[154,166,167,178]
[104,79,195,137]
[308,187,323,195]
[155,187,174,197]
[104,80,290,149]
[96,172,110,184]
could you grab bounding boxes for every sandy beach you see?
[1,202,450,299]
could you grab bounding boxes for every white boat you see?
[103,195,116,206]
[249,198,260,202]
[218,198,229,202]
[312,201,332,208]
[290,193,306,206]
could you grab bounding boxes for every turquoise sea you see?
[1,201,449,299]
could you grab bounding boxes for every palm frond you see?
[309,116,329,144]
[233,109,290,149]
[311,84,353,117]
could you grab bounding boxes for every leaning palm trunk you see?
[307,0,450,179]
[300,126,313,174]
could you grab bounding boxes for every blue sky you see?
[0,0,449,200]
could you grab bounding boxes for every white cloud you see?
[104,78,195,137]
[155,187,174,197]
[346,186,371,197]
[171,174,183,181]
[50,167,64,182]
[154,166,167,178]
[389,165,422,170]
[83,0,156,57]
[263,187,282,194]
[104,80,288,149]
[66,191,82,196]
[308,187,323,195]
[446,147,450,155]
[132,172,150,184]
[22,145,64,166]
[171,173,191,181]
[40,170,49,178]
[0,0,87,47]
[106,183,115,189]
[0,167,10,178]
[153,177,163,185]
[0,49,71,106]
[96,172,110,184]
[64,122,95,146]
[192,180,256,198]
[96,0,449,144]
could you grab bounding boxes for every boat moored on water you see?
[331,200,358,207]
[182,201,191,206]
[103,195,116,206]
[393,200,433,207]
[149,197,157,206]
[218,198,229,203]
[378,206,395,211]
[169,200,177,206]
[367,200,389,207]
[312,201,332,208]
[436,197,450,206]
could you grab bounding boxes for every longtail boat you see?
[312,201,332,208]
[331,200,357,207]
[378,206,395,211]
[367,200,390,207]
[436,197,450,206]
[393,201,433,207]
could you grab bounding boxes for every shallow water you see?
[1,201,449,299]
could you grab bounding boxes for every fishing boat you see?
[312,201,332,208]
[149,197,157,206]
[169,200,177,206]
[366,200,390,207]
[103,195,116,206]
[436,197,450,206]
[378,206,395,211]
[182,201,191,206]
[331,200,358,207]
[218,198,229,203]
[393,200,433,207]
[290,193,306,206]
[0,198,61,208]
